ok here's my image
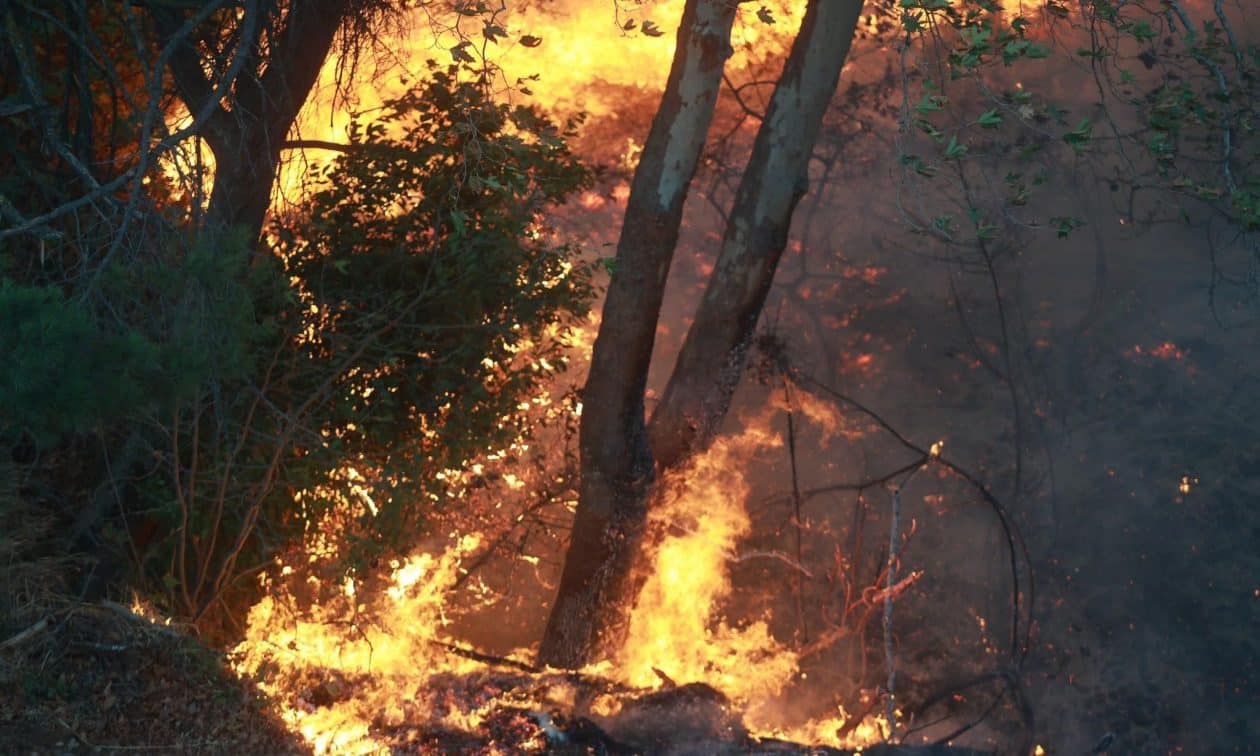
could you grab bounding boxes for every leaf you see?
[977,108,1003,128]
[945,135,968,159]
[1049,215,1085,238]
[1062,118,1094,153]
[483,23,508,43]
[915,93,946,114]
[899,153,937,178]
[450,41,477,63]
[519,35,543,48]
[622,18,636,31]
[641,20,665,37]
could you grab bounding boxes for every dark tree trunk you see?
[537,0,737,669]
[540,0,864,669]
[156,0,352,239]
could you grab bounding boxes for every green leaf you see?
[977,109,1003,129]
[1062,118,1094,152]
[916,93,946,114]
[1025,42,1051,59]
[1050,216,1085,238]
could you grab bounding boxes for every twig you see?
[782,376,808,642]
[432,639,540,673]
[791,370,1033,662]
[730,549,814,577]
[882,485,903,742]
[867,569,923,605]
[0,617,49,650]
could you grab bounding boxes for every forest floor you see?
[0,602,303,755]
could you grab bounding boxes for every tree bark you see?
[537,0,736,669]
[540,0,864,669]
[156,0,353,239]
[649,0,864,467]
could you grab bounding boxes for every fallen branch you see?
[731,549,814,578]
[432,639,540,673]
[0,617,49,650]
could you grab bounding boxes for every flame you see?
[231,534,488,754]
[277,1,809,200]
[222,1,996,751]
[610,401,888,748]
[619,412,793,700]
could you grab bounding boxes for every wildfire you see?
[616,402,889,747]
[232,395,890,753]
[232,535,488,753]
[222,1,1007,752]
[619,414,794,699]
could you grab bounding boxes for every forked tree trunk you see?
[649,0,864,465]
[537,0,738,669]
[539,0,864,668]
[156,0,352,239]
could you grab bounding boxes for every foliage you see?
[1,30,594,628]
[0,231,275,444]
[270,63,594,555]
[0,282,157,447]
[897,0,1257,256]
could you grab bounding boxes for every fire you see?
[278,1,807,198]
[612,401,889,748]
[222,1,977,751]
[232,534,488,754]
[233,393,891,752]
[619,413,795,700]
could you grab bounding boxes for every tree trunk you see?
[537,0,736,669]
[649,0,864,466]
[540,0,864,668]
[156,0,352,239]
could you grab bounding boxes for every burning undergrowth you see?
[229,398,896,753]
[225,3,1042,752]
[226,348,1033,754]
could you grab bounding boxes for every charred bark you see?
[649,0,864,467]
[537,0,737,669]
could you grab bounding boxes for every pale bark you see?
[541,0,865,668]
[537,0,737,669]
[649,0,864,467]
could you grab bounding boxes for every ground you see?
[0,602,303,755]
